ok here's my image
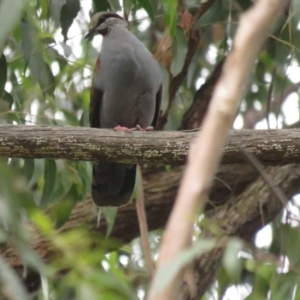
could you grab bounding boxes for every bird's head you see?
[85,12,127,39]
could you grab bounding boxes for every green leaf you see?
[0,53,7,97]
[40,159,57,207]
[124,0,135,13]
[20,19,55,96]
[50,0,65,26]
[107,0,121,11]
[235,0,252,10]
[103,207,118,237]
[222,238,243,281]
[150,238,216,298]
[137,0,154,19]
[195,0,224,28]
[22,159,35,182]
[0,0,29,52]
[283,226,300,265]
[3,91,14,108]
[49,199,76,228]
[161,0,177,37]
[93,0,111,12]
[39,0,49,19]
[170,27,187,76]
[51,172,72,202]
[292,0,300,25]
[60,0,81,42]
[0,257,30,300]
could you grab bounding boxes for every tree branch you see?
[188,164,300,299]
[149,0,289,299]
[1,125,300,165]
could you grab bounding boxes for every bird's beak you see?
[85,27,96,40]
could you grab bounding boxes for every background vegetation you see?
[0,0,300,299]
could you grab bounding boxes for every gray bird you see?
[85,12,162,206]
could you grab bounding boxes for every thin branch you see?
[136,166,155,277]
[1,125,300,165]
[244,81,300,129]
[148,0,289,299]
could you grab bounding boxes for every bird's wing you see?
[89,57,103,128]
[151,84,162,129]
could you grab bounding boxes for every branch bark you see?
[1,125,300,166]
[149,0,289,299]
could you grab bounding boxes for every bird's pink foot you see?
[114,125,131,131]
[135,124,154,131]
[114,125,138,132]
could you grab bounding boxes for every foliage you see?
[0,0,300,299]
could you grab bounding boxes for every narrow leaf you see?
[93,0,111,12]
[0,0,29,52]
[150,238,216,297]
[137,0,154,19]
[0,257,30,300]
[21,19,56,96]
[0,53,7,97]
[103,207,118,237]
[3,91,13,108]
[50,0,66,27]
[22,159,35,182]
[222,238,243,281]
[170,27,187,76]
[107,0,121,11]
[39,0,49,19]
[161,0,177,37]
[195,0,224,28]
[60,0,81,42]
[40,159,57,207]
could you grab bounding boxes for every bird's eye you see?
[97,16,106,26]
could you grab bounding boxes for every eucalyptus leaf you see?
[150,238,216,297]
[93,0,111,12]
[0,257,30,300]
[107,0,121,11]
[170,27,187,76]
[235,0,252,10]
[292,0,300,25]
[195,0,223,28]
[3,91,13,108]
[50,0,66,26]
[161,0,177,37]
[137,0,154,19]
[103,207,118,237]
[39,0,49,19]
[60,0,81,42]
[40,159,57,207]
[20,19,55,96]
[222,238,243,281]
[0,53,7,97]
[0,0,28,52]
[22,159,35,182]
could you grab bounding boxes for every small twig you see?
[239,146,289,207]
[135,166,155,277]
[266,67,276,129]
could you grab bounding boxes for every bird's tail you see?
[91,162,136,207]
